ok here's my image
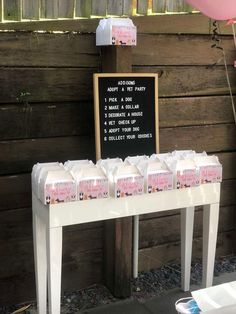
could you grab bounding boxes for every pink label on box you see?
[112,26,136,46]
[176,170,197,189]
[200,165,222,184]
[115,176,143,198]
[78,179,108,201]
[147,172,173,193]
[45,182,76,204]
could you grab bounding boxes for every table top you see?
[32,183,220,228]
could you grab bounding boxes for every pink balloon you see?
[184,0,236,20]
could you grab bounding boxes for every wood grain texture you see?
[3,0,21,21]
[75,0,91,17]
[159,96,236,127]
[0,124,235,175]
[134,34,235,66]
[152,0,166,13]
[0,102,93,140]
[139,231,234,272]
[0,136,95,175]
[137,0,148,14]
[160,124,236,153]
[107,0,123,16]
[0,65,235,103]
[0,67,95,103]
[1,32,234,67]
[139,205,235,249]
[123,0,133,15]
[0,15,233,35]
[0,249,103,305]
[0,32,98,67]
[91,0,107,16]
[1,96,235,141]
[41,0,58,19]
[22,0,40,19]
[58,0,74,18]
[135,65,236,97]
[166,0,192,12]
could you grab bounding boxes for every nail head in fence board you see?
[4,0,22,21]
[22,0,39,19]
[152,0,166,13]
[91,0,106,16]
[41,0,58,19]
[137,0,148,14]
[75,0,91,17]
[58,0,74,18]
[107,0,123,16]
[123,0,133,16]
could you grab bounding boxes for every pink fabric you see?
[184,0,236,20]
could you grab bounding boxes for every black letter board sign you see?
[93,73,159,160]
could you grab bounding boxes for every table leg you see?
[133,215,139,278]
[33,211,47,314]
[47,226,63,314]
[181,206,195,291]
[202,203,220,288]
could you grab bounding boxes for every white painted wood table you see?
[32,183,220,314]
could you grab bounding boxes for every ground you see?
[3,255,236,314]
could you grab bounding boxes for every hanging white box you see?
[96,18,137,46]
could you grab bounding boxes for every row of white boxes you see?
[32,150,222,205]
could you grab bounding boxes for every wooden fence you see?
[0,0,193,22]
[0,13,236,305]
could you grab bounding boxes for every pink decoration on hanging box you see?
[184,0,236,20]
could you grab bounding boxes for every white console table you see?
[32,183,220,314]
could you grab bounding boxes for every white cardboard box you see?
[96,18,137,46]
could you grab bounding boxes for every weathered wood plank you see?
[0,65,235,103]
[159,96,236,128]
[160,124,236,153]
[41,0,58,19]
[1,32,234,67]
[22,0,39,19]
[0,174,31,211]
[0,222,103,279]
[0,125,235,175]
[139,231,234,272]
[0,207,102,241]
[91,0,107,16]
[0,32,98,67]
[139,206,235,249]
[58,0,74,18]
[166,0,191,12]
[123,0,133,15]
[0,68,95,103]
[0,249,102,305]
[0,136,95,175]
[137,0,148,14]
[3,0,22,21]
[0,15,232,35]
[135,65,236,97]
[107,0,123,16]
[152,0,166,13]
[134,34,235,66]
[75,0,91,17]
[218,152,236,181]
[0,102,93,140]
[0,96,235,141]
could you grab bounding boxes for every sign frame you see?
[93,73,159,160]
